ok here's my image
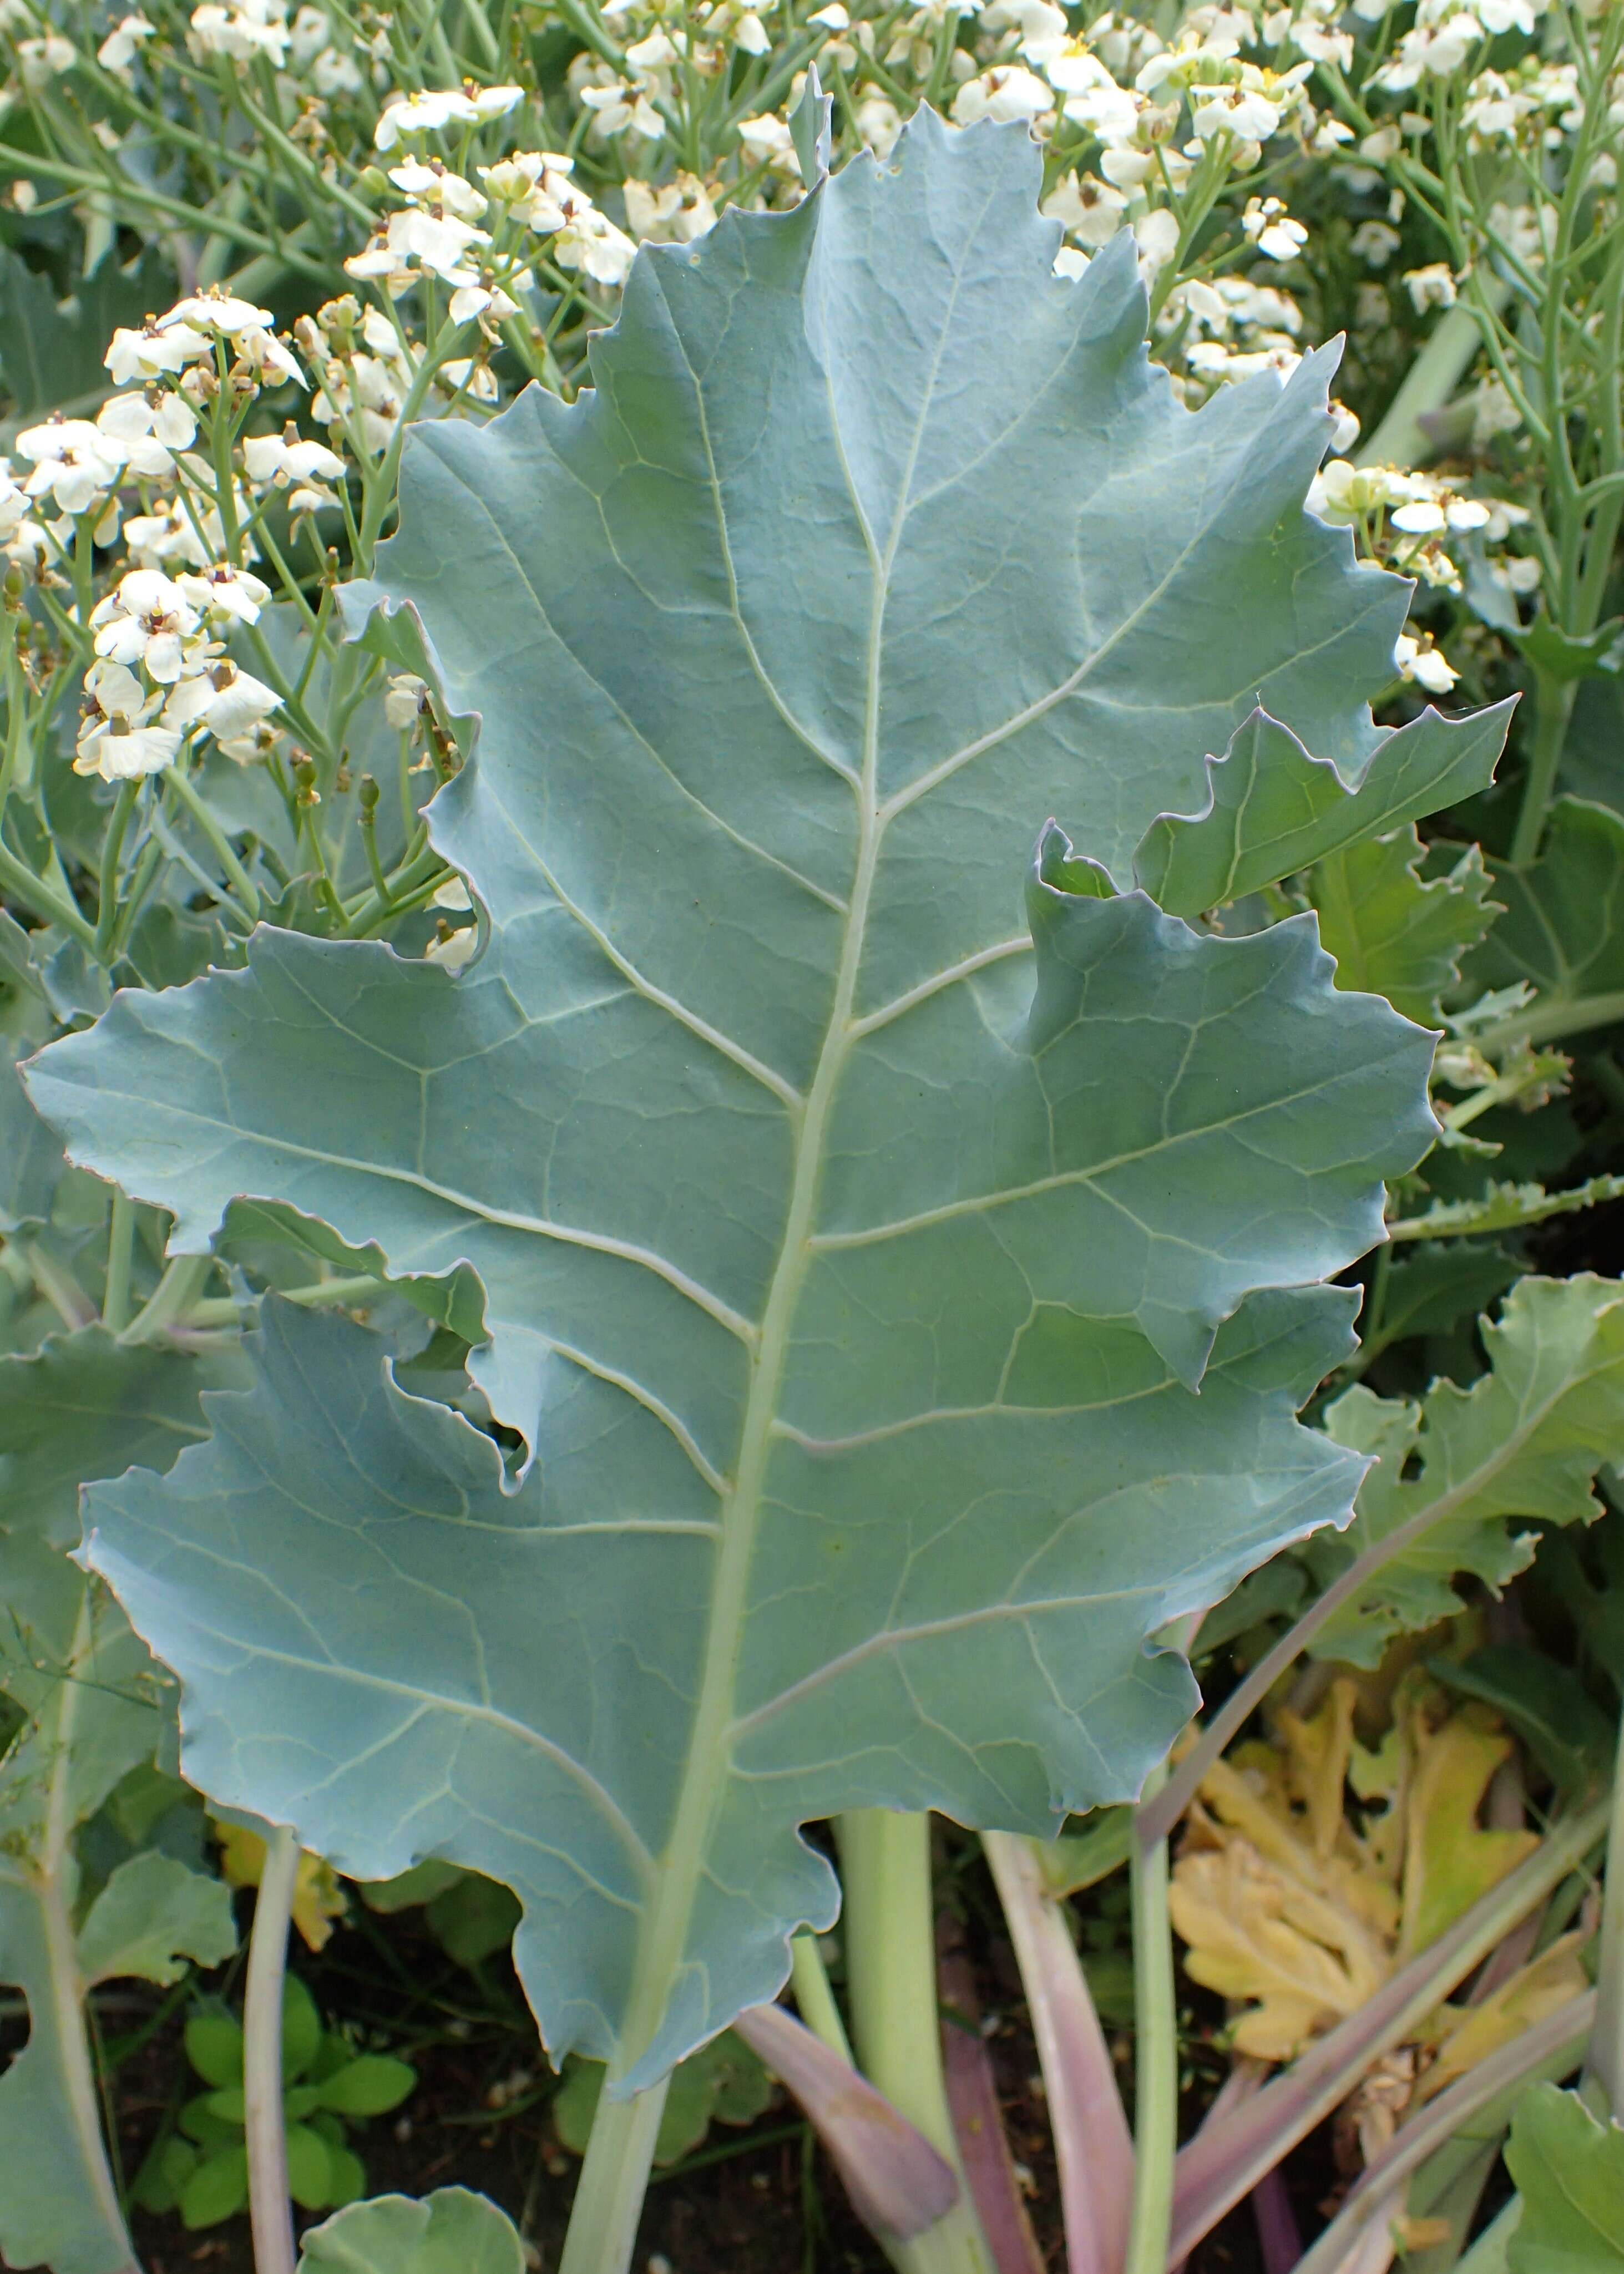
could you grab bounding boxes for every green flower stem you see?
[1509,672,1577,868]
[101,1191,135,1338]
[1585,1706,1624,2115]
[93,779,140,961]
[1123,1769,1177,2274]
[837,1809,993,2274]
[165,765,261,925]
[243,1825,300,2274]
[555,2072,672,2274]
[185,1275,392,1329]
[1478,990,1624,1055]
[38,1588,141,2274]
[0,834,95,950]
[1356,293,1509,472]
[789,1931,852,2064]
[1292,1991,1593,2274]
[120,1255,215,1346]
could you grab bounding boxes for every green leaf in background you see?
[0,1051,63,1232]
[75,1849,236,1986]
[0,1534,165,2274]
[1506,2084,1624,2272]
[0,245,174,427]
[554,2027,772,2164]
[44,115,1448,2089]
[1433,1644,1616,1799]
[1135,705,1510,920]
[0,1326,241,1547]
[1309,828,1500,1025]
[1470,797,1624,1039]
[296,2187,525,2274]
[1307,1275,1624,1665]
[1370,1242,1522,1350]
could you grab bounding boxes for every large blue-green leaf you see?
[38,113,1446,2089]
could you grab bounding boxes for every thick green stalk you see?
[244,1827,299,2274]
[1585,1705,1624,2114]
[555,2075,671,2274]
[1509,673,1577,868]
[790,1930,853,2064]
[102,1191,135,1337]
[120,1255,214,1346]
[838,1810,993,2274]
[1123,1770,1177,2274]
[1357,295,1508,470]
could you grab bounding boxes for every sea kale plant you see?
[2,2,1624,2272]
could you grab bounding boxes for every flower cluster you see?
[78,567,281,777]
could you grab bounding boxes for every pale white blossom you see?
[1042,170,1127,247]
[953,64,1055,126]
[163,659,282,739]
[97,14,155,70]
[90,570,205,682]
[623,174,719,244]
[16,417,125,515]
[1242,196,1307,261]
[1395,632,1459,694]
[241,426,346,489]
[189,0,289,64]
[373,85,523,149]
[1403,261,1458,312]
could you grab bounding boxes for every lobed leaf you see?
[41,114,1451,2089]
[1308,1275,1624,1665]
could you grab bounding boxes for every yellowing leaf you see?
[1277,1679,1358,1862]
[1398,1707,1538,1960]
[1422,1930,1593,2100]
[1169,1837,1390,2060]
[215,1822,347,1953]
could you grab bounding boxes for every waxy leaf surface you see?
[42,115,1443,2086]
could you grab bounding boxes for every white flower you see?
[76,713,183,778]
[17,34,74,84]
[1133,207,1180,281]
[124,498,228,569]
[105,320,213,384]
[1328,401,1360,454]
[447,271,523,326]
[580,79,666,140]
[432,877,472,911]
[97,389,197,470]
[623,174,719,244]
[1242,197,1307,262]
[1394,633,1458,694]
[98,13,155,70]
[163,659,282,738]
[736,113,801,171]
[0,461,28,539]
[853,95,902,158]
[387,159,488,222]
[90,570,204,682]
[982,0,1068,61]
[554,205,638,286]
[425,921,478,970]
[1054,246,1091,280]
[385,672,428,730]
[1192,82,1282,142]
[373,84,522,150]
[1404,262,1457,312]
[733,10,770,50]
[384,204,492,279]
[16,417,125,515]
[178,563,271,623]
[241,424,346,489]
[1350,221,1402,268]
[189,0,289,64]
[76,662,182,778]
[953,63,1055,126]
[1041,171,1127,248]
